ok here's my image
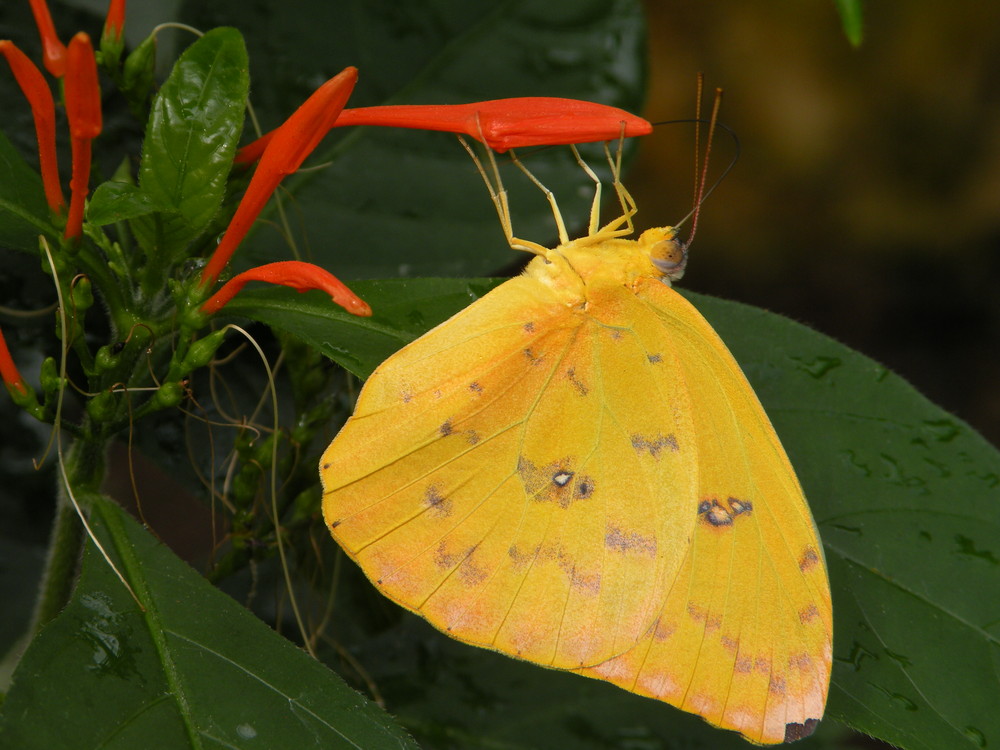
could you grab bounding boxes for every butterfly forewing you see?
[322,275,699,669]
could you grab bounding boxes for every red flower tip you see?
[201,66,359,288]
[27,0,67,78]
[0,326,28,397]
[64,32,102,241]
[333,97,654,152]
[102,0,127,43]
[201,261,371,317]
[0,41,65,214]
[65,33,102,140]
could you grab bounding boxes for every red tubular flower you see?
[235,97,653,164]
[201,66,359,288]
[0,326,28,397]
[0,41,65,214]
[102,0,126,45]
[27,0,67,78]
[336,98,654,152]
[63,32,102,240]
[201,261,371,317]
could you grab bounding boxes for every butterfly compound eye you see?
[642,226,689,281]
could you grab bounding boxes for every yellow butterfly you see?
[320,135,832,744]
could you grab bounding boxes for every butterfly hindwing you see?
[575,279,832,744]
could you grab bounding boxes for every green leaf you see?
[0,127,57,252]
[88,181,170,225]
[180,0,649,279]
[131,27,249,264]
[709,294,1000,750]
[0,496,419,750]
[834,0,864,46]
[233,280,1000,748]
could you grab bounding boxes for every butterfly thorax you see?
[524,225,688,305]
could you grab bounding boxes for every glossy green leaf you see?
[0,496,419,750]
[0,128,57,252]
[231,279,1000,748]
[88,181,170,225]
[131,27,249,263]
[834,0,864,46]
[180,0,648,279]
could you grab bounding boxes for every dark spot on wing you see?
[508,544,538,570]
[565,368,588,396]
[321,461,331,470]
[734,656,753,673]
[458,557,487,586]
[439,420,454,436]
[631,433,679,458]
[653,619,676,641]
[330,519,341,529]
[523,321,535,333]
[647,353,663,363]
[605,524,657,556]
[524,348,543,366]
[790,652,814,671]
[799,545,820,572]
[465,430,481,445]
[517,457,593,508]
[468,381,482,393]
[434,541,459,569]
[769,673,787,695]
[698,496,753,528]
[570,568,601,594]
[574,477,594,499]
[432,543,487,586]
[698,499,733,527]
[687,603,707,622]
[424,486,453,517]
[728,498,753,516]
[799,604,821,624]
[784,719,819,742]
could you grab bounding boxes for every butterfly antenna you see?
[692,73,704,210]
[684,87,728,247]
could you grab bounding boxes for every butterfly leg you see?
[566,136,636,242]
[567,143,603,236]
[508,148,570,247]
[457,134,550,257]
[596,133,638,238]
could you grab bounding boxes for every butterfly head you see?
[641,226,688,283]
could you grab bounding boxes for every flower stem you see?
[28,435,107,635]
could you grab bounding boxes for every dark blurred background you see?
[631,0,1000,447]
